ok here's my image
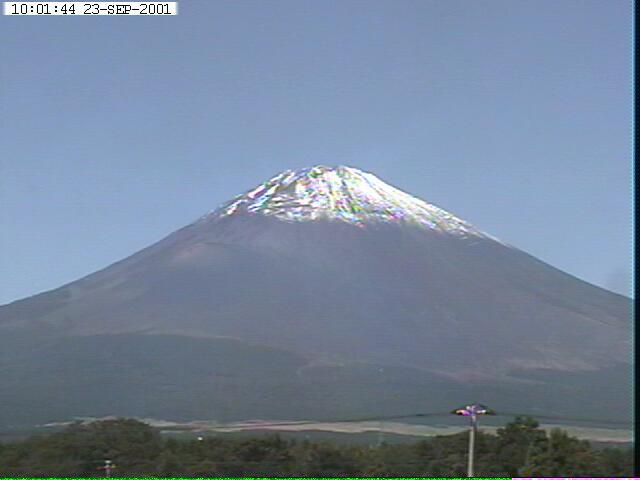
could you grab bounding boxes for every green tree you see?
[0,417,631,477]
[596,446,634,476]
[495,416,546,475]
[155,450,184,476]
[289,441,362,476]
[519,428,601,476]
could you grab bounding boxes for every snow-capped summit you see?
[208,165,489,239]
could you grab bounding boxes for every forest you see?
[0,417,632,477]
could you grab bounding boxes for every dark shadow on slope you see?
[0,334,631,430]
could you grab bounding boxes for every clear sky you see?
[0,0,632,304]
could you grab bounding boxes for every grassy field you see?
[35,415,630,445]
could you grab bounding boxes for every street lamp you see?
[451,404,495,477]
[98,459,116,478]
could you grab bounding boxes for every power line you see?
[164,411,632,431]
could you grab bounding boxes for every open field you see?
[37,416,632,445]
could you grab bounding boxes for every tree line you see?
[0,417,632,477]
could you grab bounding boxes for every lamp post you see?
[98,459,116,478]
[451,404,494,477]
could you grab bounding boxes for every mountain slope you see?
[0,166,631,427]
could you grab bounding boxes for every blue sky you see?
[0,0,632,304]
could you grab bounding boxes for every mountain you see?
[0,166,631,429]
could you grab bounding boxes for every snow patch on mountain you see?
[203,165,501,241]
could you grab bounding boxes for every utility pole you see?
[451,404,494,477]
